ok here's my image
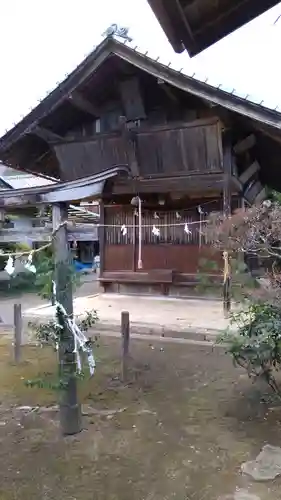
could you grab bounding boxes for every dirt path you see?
[0,277,100,325]
[0,338,279,499]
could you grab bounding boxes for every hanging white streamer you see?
[71,319,95,376]
[5,256,15,276]
[72,325,82,373]
[52,280,57,300]
[121,224,127,236]
[152,225,160,237]
[24,252,36,274]
[53,284,95,376]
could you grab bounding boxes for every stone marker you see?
[241,444,281,481]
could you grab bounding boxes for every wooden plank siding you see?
[103,204,222,277]
[104,205,206,246]
[136,121,221,176]
[104,244,221,275]
[54,118,222,181]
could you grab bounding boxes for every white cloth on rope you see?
[121,224,127,236]
[5,256,15,275]
[25,252,36,273]
[52,281,95,376]
[152,225,160,237]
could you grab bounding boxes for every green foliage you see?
[0,243,37,295]
[0,242,32,270]
[27,309,99,390]
[29,309,98,349]
[196,258,220,295]
[34,247,81,300]
[196,255,259,300]
[218,302,281,396]
[268,189,281,204]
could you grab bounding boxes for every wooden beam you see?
[68,91,100,117]
[0,224,99,243]
[112,173,229,195]
[119,78,146,121]
[239,160,260,186]
[233,134,256,154]
[255,187,266,205]
[244,180,265,205]
[119,117,140,177]
[157,79,179,103]
[52,203,81,435]
[31,126,63,143]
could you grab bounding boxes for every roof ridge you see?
[115,36,281,116]
[1,35,281,155]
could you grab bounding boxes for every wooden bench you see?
[100,270,174,285]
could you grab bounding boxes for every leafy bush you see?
[29,309,99,349]
[27,309,99,390]
[34,247,81,300]
[218,302,281,396]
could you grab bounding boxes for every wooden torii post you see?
[223,134,232,318]
[0,165,130,435]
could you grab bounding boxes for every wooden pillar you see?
[223,134,232,317]
[132,210,137,272]
[121,311,130,382]
[52,203,81,435]
[0,211,4,324]
[99,200,105,280]
[14,303,22,363]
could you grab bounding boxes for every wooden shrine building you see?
[1,36,281,296]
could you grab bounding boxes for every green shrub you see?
[34,247,81,300]
[218,302,281,396]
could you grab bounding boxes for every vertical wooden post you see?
[99,200,105,282]
[223,133,232,317]
[121,311,130,382]
[14,303,22,363]
[52,203,81,435]
[0,211,4,324]
[132,210,137,272]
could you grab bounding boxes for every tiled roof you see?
[1,35,281,151]
[2,174,53,190]
[121,37,281,115]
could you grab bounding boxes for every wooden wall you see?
[54,119,222,181]
[104,244,221,275]
[103,202,222,276]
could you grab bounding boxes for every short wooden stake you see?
[121,311,130,382]
[223,277,231,319]
[14,303,22,363]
